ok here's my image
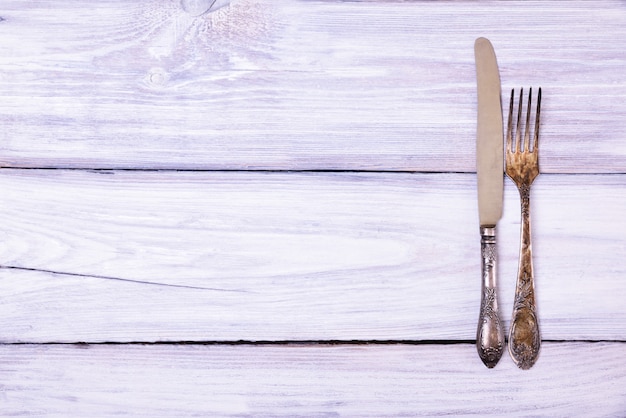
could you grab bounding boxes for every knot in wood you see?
[181,0,230,17]
[146,67,169,88]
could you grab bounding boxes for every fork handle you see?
[476,226,505,368]
[509,186,541,369]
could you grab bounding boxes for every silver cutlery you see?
[505,87,542,369]
[474,37,505,368]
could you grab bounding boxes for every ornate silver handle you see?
[476,226,505,368]
[509,187,540,369]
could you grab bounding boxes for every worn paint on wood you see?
[0,170,624,342]
[1,343,625,416]
[1,0,625,414]
[0,0,626,171]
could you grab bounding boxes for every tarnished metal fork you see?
[505,87,542,369]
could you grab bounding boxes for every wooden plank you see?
[0,343,625,416]
[0,169,624,342]
[0,0,625,172]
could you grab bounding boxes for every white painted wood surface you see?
[1,0,626,172]
[1,343,625,417]
[0,170,625,342]
[1,0,625,416]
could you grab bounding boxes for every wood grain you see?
[0,343,625,416]
[1,0,623,414]
[1,169,624,342]
[1,0,625,172]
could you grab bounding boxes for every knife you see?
[474,37,505,368]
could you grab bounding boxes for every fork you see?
[505,87,542,369]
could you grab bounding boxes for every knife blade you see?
[474,37,505,368]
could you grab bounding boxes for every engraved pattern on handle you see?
[476,226,504,368]
[509,185,540,369]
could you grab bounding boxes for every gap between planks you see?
[2,339,626,346]
[5,167,626,176]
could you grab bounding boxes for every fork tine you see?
[533,87,542,152]
[515,87,523,152]
[524,88,532,152]
[507,88,514,153]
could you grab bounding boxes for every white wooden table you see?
[1,0,625,415]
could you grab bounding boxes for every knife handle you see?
[476,226,505,368]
